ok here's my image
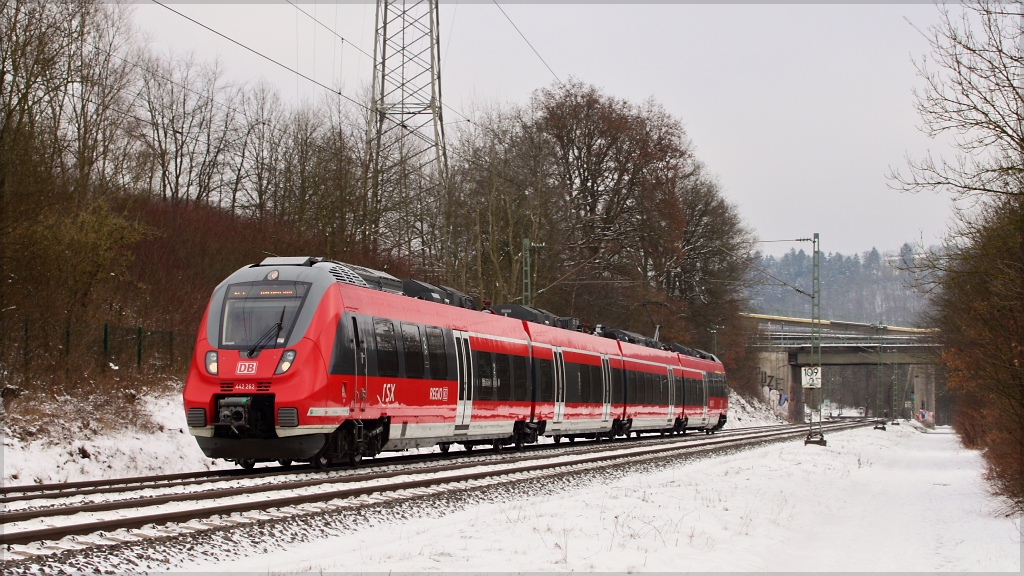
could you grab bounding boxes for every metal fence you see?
[8,319,193,374]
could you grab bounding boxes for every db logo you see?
[236,361,258,375]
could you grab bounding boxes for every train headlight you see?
[276,350,296,375]
[205,351,219,375]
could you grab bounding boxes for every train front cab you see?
[183,259,344,466]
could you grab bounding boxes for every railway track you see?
[1,420,867,558]
[1,422,788,505]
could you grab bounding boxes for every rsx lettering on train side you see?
[379,382,396,404]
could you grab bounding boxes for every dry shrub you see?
[1,372,173,445]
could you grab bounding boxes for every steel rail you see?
[2,423,800,522]
[1,420,868,546]
[1,423,787,504]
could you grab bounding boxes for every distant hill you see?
[746,245,931,327]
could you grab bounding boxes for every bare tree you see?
[895,0,1024,513]
[136,51,233,205]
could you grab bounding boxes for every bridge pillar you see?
[909,364,936,427]
[789,364,804,423]
[757,351,797,421]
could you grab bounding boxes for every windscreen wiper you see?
[246,307,286,358]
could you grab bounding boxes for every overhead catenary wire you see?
[285,0,373,60]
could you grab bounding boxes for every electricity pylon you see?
[366,0,450,263]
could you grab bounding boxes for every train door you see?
[553,348,565,424]
[351,316,369,414]
[454,331,473,432]
[601,356,611,422]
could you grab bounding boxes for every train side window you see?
[578,363,592,403]
[538,358,554,402]
[373,318,400,377]
[564,362,580,403]
[425,327,448,380]
[512,355,528,401]
[611,368,623,404]
[475,350,495,401]
[401,323,425,379]
[495,353,511,401]
[329,315,353,375]
[590,365,603,403]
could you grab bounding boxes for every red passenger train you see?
[183,257,728,468]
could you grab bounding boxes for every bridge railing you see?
[748,332,936,348]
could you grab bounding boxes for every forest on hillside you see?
[0,1,759,397]
[747,245,931,326]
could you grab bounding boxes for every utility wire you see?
[492,0,562,85]
[151,0,369,113]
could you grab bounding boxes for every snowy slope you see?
[2,390,230,486]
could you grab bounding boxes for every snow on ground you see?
[724,390,786,428]
[172,422,1020,573]
[2,391,1019,572]
[2,389,230,486]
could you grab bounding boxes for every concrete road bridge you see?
[740,313,941,423]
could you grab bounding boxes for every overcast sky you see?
[132,1,957,257]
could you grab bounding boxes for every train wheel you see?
[278,459,292,468]
[554,435,561,444]
[312,452,330,469]
[439,442,451,453]
[515,437,525,451]
[491,440,501,452]
[465,444,473,452]
[238,458,256,470]
[348,452,362,467]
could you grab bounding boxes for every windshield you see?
[220,281,311,350]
